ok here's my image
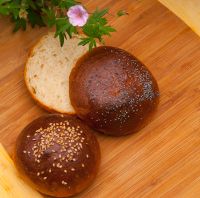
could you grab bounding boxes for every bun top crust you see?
[69,46,159,136]
[15,114,100,197]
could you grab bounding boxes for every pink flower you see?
[67,5,89,27]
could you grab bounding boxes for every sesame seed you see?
[86,154,89,158]
[62,181,67,185]
[43,177,47,180]
[79,142,83,147]
[57,163,62,168]
[37,172,40,176]
[64,170,67,173]
[71,168,75,171]
[82,163,85,167]
[31,120,86,168]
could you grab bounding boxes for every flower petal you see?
[67,5,89,27]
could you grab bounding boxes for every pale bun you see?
[24,33,88,114]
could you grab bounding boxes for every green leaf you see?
[0,6,9,15]
[59,33,65,46]
[81,7,116,50]
[12,8,19,19]
[89,38,96,51]
[26,0,37,10]
[78,37,97,51]
[99,25,116,36]
[83,24,99,38]
[13,0,21,4]
[117,10,128,17]
[93,8,109,18]
[0,2,20,16]
[55,17,77,39]
[78,37,91,46]
[55,18,70,36]
[27,9,45,27]
[13,18,26,32]
[51,0,60,6]
[42,8,56,27]
[67,25,77,37]
[0,0,117,49]
[87,8,108,25]
[0,0,12,5]
[59,0,78,9]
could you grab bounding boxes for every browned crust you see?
[69,46,160,136]
[24,33,76,115]
[14,114,101,197]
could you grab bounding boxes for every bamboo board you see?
[0,0,200,197]
[159,0,200,37]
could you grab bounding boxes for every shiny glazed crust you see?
[14,114,101,197]
[69,46,160,136]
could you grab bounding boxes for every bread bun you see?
[14,114,100,197]
[24,33,88,114]
[69,46,159,136]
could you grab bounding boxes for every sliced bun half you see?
[25,33,88,114]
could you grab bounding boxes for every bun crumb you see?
[25,33,88,114]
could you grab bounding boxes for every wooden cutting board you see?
[159,0,200,37]
[0,0,200,197]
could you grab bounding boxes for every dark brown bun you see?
[69,46,159,136]
[14,114,100,197]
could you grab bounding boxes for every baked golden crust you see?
[14,114,100,197]
[69,46,160,136]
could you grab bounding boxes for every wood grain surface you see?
[159,0,200,37]
[0,0,200,197]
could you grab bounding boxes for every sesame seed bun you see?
[14,114,100,197]
[69,46,160,136]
